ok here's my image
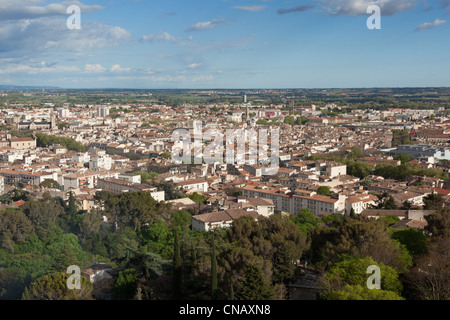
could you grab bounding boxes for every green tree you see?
[113,268,138,300]
[283,116,295,126]
[78,209,103,240]
[391,228,428,257]
[227,214,308,285]
[347,161,372,179]
[39,179,60,189]
[401,200,412,210]
[376,193,397,210]
[219,247,272,300]
[297,116,308,125]
[189,192,208,214]
[210,233,218,299]
[424,208,450,238]
[171,210,191,231]
[317,186,331,196]
[0,209,34,252]
[116,248,172,300]
[423,193,444,210]
[0,269,29,300]
[325,255,403,296]
[382,215,400,226]
[21,272,93,300]
[328,284,404,300]
[172,230,182,299]
[66,191,79,216]
[102,191,164,231]
[155,181,186,200]
[396,154,411,164]
[290,208,319,235]
[235,264,273,300]
[160,152,171,159]
[348,146,364,160]
[309,218,412,273]
[21,200,63,228]
[140,219,174,258]
[52,239,78,272]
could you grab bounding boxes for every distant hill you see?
[0,85,61,90]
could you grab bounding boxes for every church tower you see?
[50,109,56,129]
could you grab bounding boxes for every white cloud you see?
[0,62,79,74]
[187,63,202,69]
[187,19,227,32]
[318,0,417,16]
[0,18,132,56]
[233,5,267,12]
[416,18,447,31]
[110,64,131,72]
[141,31,181,43]
[0,0,104,21]
[85,64,105,73]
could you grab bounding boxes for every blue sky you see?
[0,0,449,89]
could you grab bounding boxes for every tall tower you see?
[290,99,295,115]
[50,109,56,129]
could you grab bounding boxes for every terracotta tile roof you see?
[391,219,427,230]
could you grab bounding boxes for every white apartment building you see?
[242,184,346,216]
[2,151,25,163]
[0,169,57,186]
[72,153,91,164]
[191,209,259,232]
[118,174,141,184]
[62,171,119,191]
[96,105,110,118]
[89,155,112,171]
[345,193,379,215]
[227,112,243,123]
[176,179,209,193]
[57,108,70,118]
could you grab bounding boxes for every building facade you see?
[242,184,346,216]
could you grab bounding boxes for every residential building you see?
[345,193,378,215]
[9,137,37,150]
[191,209,259,232]
[389,144,450,161]
[221,197,275,217]
[0,169,57,186]
[242,183,346,216]
[176,179,209,193]
[89,155,112,171]
[118,173,141,184]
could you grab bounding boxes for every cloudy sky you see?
[0,0,449,88]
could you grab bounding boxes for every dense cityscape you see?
[0,88,448,302]
[0,0,449,312]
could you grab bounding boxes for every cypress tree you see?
[211,233,218,299]
[172,230,182,299]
